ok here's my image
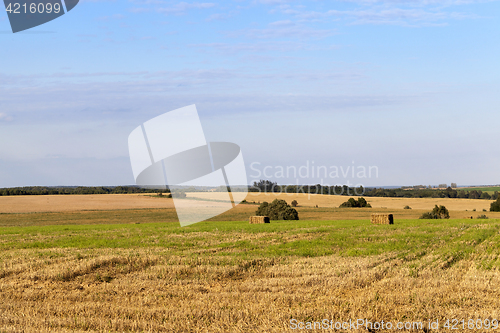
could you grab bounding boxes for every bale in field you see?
[249,216,270,224]
[371,213,394,225]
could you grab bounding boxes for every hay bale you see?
[249,216,270,224]
[371,213,394,225]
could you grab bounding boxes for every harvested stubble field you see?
[0,194,176,214]
[2,193,499,220]
[1,194,500,332]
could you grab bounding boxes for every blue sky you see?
[1,0,499,187]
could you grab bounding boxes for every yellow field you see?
[0,194,174,214]
[1,193,498,221]
[1,194,500,331]
[192,191,496,211]
[1,248,499,332]
[193,192,500,220]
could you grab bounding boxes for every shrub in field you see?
[420,212,438,219]
[255,199,299,220]
[419,205,450,219]
[403,205,412,209]
[339,197,371,208]
[491,197,500,212]
[291,200,298,207]
[168,192,187,198]
[477,215,489,219]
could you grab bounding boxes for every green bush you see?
[339,197,371,208]
[169,192,187,198]
[419,205,450,219]
[403,205,411,209]
[477,214,489,219]
[291,200,298,207]
[433,205,450,218]
[419,212,439,219]
[255,199,299,220]
[491,198,500,212]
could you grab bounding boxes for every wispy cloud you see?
[270,0,488,26]
[192,41,305,53]
[95,14,125,21]
[226,20,335,39]
[0,113,13,122]
[257,0,294,4]
[129,7,152,13]
[339,0,497,6]
[190,40,337,55]
[325,8,474,26]
[157,2,215,15]
[206,12,233,21]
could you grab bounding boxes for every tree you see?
[169,191,186,198]
[252,180,278,193]
[480,192,491,200]
[255,199,299,220]
[432,205,450,218]
[491,197,500,212]
[357,197,370,207]
[492,191,499,200]
[339,197,371,208]
[420,212,439,219]
[444,187,457,198]
[420,205,450,219]
[291,200,298,207]
[469,190,480,199]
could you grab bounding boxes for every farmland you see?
[1,193,500,332]
[459,186,500,194]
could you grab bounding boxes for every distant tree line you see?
[364,187,498,200]
[0,186,168,196]
[2,181,498,201]
[250,180,365,196]
[250,180,499,200]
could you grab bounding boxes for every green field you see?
[2,212,500,332]
[460,186,500,194]
[1,216,500,267]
